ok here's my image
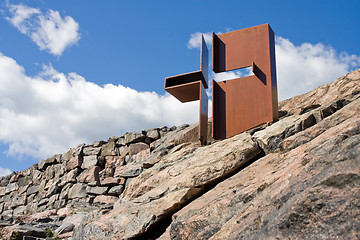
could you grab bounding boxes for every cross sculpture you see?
[165,23,278,145]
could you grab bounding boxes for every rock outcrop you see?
[0,69,359,239]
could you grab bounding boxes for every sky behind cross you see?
[0,0,360,174]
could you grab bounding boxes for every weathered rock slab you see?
[76,132,260,239]
[160,98,360,240]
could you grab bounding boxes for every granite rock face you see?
[0,69,359,240]
[163,96,360,239]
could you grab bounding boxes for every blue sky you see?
[0,0,360,174]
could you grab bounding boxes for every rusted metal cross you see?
[165,23,278,145]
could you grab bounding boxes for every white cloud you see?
[5,3,40,33]
[213,67,253,82]
[6,3,80,56]
[187,32,212,49]
[188,31,360,101]
[0,53,198,159]
[275,37,360,100]
[0,167,12,177]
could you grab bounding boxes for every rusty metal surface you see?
[199,82,208,145]
[164,34,209,145]
[212,24,278,139]
[200,35,209,88]
[212,76,272,139]
[165,80,200,103]
[164,34,208,99]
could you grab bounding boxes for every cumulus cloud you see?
[275,37,360,100]
[188,32,360,101]
[5,3,80,56]
[0,167,12,177]
[0,53,198,159]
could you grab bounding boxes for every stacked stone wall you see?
[0,124,193,219]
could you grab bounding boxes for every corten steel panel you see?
[212,76,273,139]
[212,24,279,139]
[164,34,209,145]
[200,35,209,87]
[165,81,200,103]
[199,82,208,145]
[165,80,207,145]
[164,34,208,102]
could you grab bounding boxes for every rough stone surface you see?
[77,166,101,184]
[279,69,360,116]
[6,182,18,194]
[117,132,146,146]
[107,185,124,196]
[128,142,149,156]
[83,146,101,156]
[86,186,108,195]
[101,177,124,186]
[77,132,259,239]
[146,129,160,140]
[0,69,358,240]
[0,225,46,239]
[66,168,79,183]
[101,141,117,156]
[82,155,98,169]
[114,163,143,178]
[26,185,39,196]
[55,222,75,236]
[66,156,83,171]
[68,183,87,199]
[93,195,118,205]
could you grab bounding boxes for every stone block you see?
[11,193,27,208]
[146,129,160,140]
[54,199,66,209]
[48,194,58,206]
[108,185,124,196]
[105,156,125,169]
[93,195,118,205]
[114,164,142,178]
[133,148,150,163]
[62,144,84,162]
[5,182,18,194]
[59,183,73,200]
[9,173,19,183]
[37,198,48,206]
[18,176,31,187]
[86,186,108,195]
[117,132,146,146]
[119,146,129,157]
[68,183,87,199]
[92,140,106,147]
[1,209,13,219]
[39,180,46,193]
[66,156,83,171]
[99,167,115,179]
[45,184,60,198]
[128,142,149,156]
[77,166,101,184]
[66,168,79,183]
[101,177,125,186]
[18,185,29,194]
[57,207,72,217]
[26,185,40,196]
[82,155,98,169]
[55,222,75,236]
[83,146,101,156]
[0,186,5,196]
[101,141,118,156]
